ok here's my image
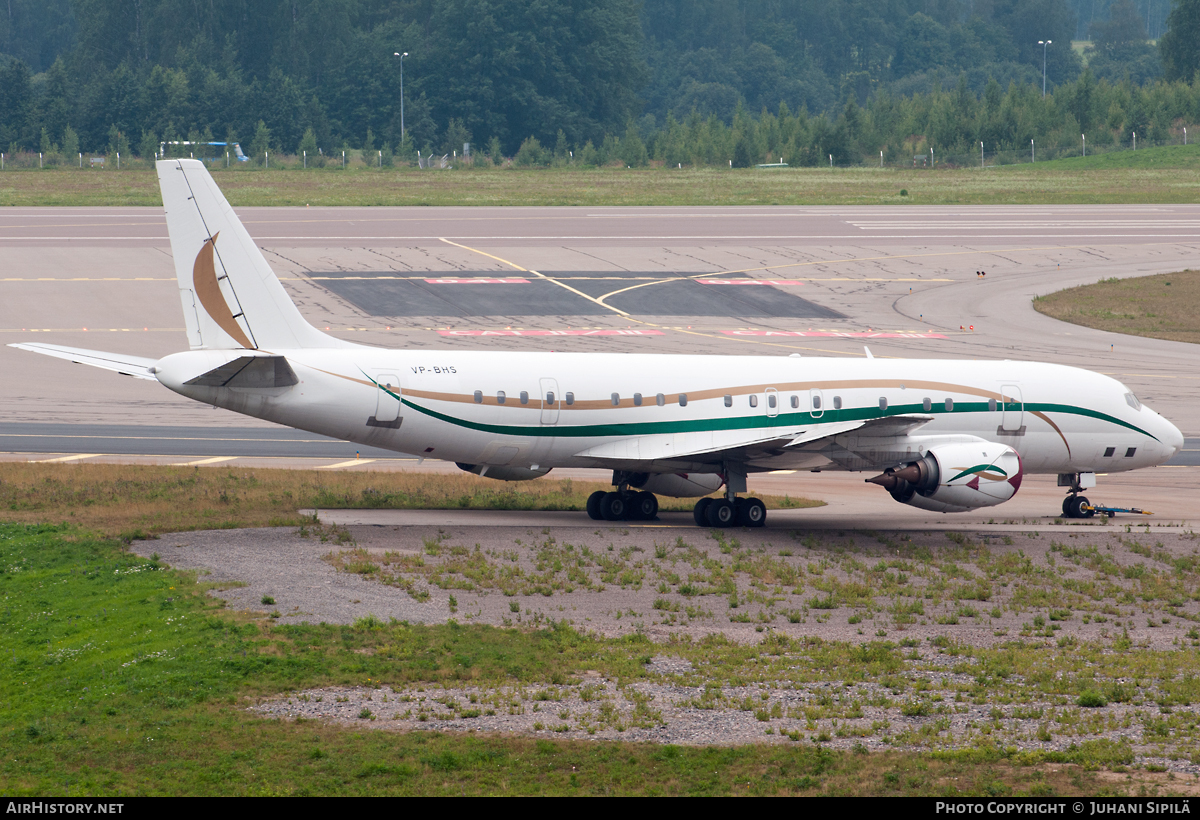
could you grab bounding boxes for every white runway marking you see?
[173,456,238,466]
[7,234,1200,241]
[318,458,378,469]
[32,453,101,463]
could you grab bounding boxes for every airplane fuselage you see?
[153,347,1182,478]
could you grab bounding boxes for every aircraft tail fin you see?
[156,159,350,350]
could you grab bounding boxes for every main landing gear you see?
[585,465,767,528]
[692,496,767,528]
[692,464,766,528]
[586,489,659,522]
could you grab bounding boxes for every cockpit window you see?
[1124,392,1141,411]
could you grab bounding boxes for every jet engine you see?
[866,441,1023,513]
[457,463,551,481]
[627,472,725,498]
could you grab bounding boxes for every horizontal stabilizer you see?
[184,355,298,388]
[8,343,158,380]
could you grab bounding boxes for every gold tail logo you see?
[192,232,255,349]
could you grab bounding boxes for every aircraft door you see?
[809,388,825,419]
[373,373,402,425]
[765,387,780,418]
[540,378,560,425]
[1000,384,1023,432]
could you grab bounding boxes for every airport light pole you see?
[1038,40,1052,97]
[394,52,409,137]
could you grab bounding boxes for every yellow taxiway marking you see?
[319,459,378,469]
[439,237,631,317]
[173,456,238,466]
[32,454,101,463]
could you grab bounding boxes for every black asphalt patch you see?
[0,423,400,458]
[311,271,844,319]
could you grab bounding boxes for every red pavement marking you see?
[438,329,665,337]
[721,330,948,339]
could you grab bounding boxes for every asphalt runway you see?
[0,422,400,459]
[2,202,1197,523]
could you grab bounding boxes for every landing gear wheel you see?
[1066,495,1094,519]
[1062,496,1073,518]
[600,492,627,521]
[738,497,767,528]
[586,490,607,521]
[693,498,713,527]
[630,491,658,521]
[706,498,736,528]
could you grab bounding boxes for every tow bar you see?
[1081,503,1153,518]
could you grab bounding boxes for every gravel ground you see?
[249,653,1200,773]
[141,522,1200,649]
[139,521,1200,765]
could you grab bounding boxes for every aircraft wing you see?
[574,414,935,470]
[8,343,159,381]
[788,414,934,445]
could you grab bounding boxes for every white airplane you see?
[11,159,1185,527]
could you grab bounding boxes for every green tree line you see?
[2,0,1199,164]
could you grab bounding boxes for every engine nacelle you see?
[628,472,724,498]
[867,441,1023,513]
[457,463,551,482]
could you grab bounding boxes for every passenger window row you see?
[468,390,978,416]
[722,393,844,410]
[472,390,688,407]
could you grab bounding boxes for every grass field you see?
[2,144,1199,206]
[4,521,1186,796]
[1034,270,1200,345]
[0,462,821,539]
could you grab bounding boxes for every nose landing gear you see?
[1063,494,1094,519]
[1059,472,1097,519]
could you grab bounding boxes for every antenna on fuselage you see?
[863,346,874,359]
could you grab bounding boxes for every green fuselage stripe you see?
[398,397,1156,442]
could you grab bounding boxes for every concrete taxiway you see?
[2,203,1197,525]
